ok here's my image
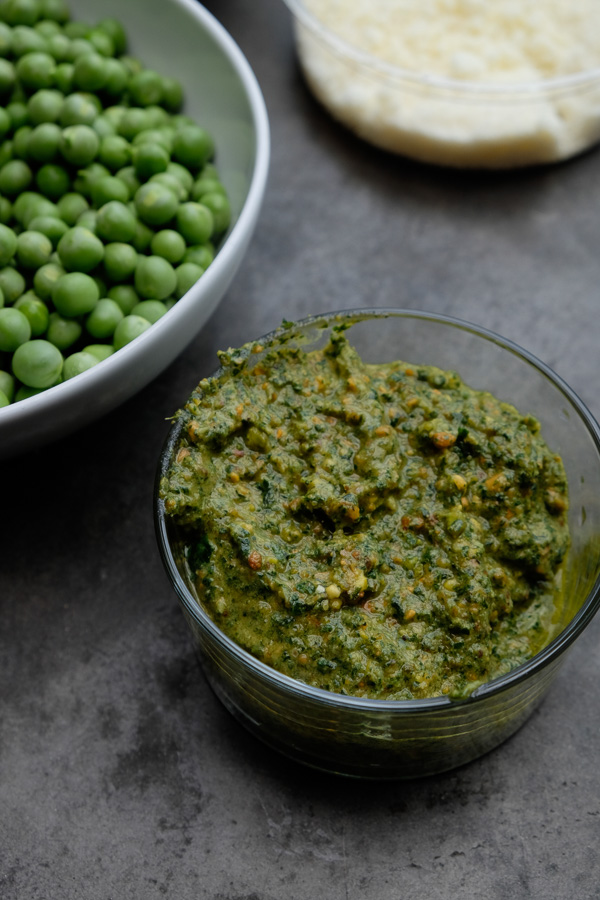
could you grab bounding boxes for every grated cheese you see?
[296,0,600,166]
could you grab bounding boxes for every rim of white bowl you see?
[155,307,600,713]
[283,0,600,98]
[0,0,270,434]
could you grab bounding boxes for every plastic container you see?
[283,0,600,168]
[155,309,600,779]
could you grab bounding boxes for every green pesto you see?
[161,331,570,700]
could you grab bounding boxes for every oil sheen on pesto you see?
[162,330,570,700]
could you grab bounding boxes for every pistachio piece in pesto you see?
[161,332,570,701]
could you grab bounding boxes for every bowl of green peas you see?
[0,0,270,458]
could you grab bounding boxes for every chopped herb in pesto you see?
[161,332,570,700]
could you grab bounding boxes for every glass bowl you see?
[282,0,600,168]
[155,310,600,779]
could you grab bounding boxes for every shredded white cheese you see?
[296,0,600,167]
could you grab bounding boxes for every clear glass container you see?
[283,0,600,168]
[155,310,600,778]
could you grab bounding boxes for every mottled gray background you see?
[2,0,600,897]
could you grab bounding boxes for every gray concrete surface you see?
[2,1,600,897]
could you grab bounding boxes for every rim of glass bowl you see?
[282,0,600,100]
[155,308,600,712]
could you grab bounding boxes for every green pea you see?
[33,17,59,37]
[131,218,153,253]
[176,202,213,244]
[57,225,104,272]
[199,192,230,234]
[131,299,167,324]
[40,0,69,23]
[87,28,114,58]
[92,114,115,139]
[90,174,128,208]
[53,60,73,93]
[103,241,137,282]
[134,254,176,300]
[0,265,25,302]
[32,259,64,298]
[114,164,140,198]
[134,182,178,227]
[60,123,99,166]
[16,229,52,268]
[46,309,80,349]
[150,229,185,264]
[173,125,214,170]
[0,387,9,405]
[133,127,173,153]
[120,55,143,76]
[85,297,123,339]
[0,305,31,350]
[102,57,128,96]
[12,124,32,159]
[67,37,94,61]
[15,383,48,400]
[117,107,149,141]
[108,283,138,315]
[96,16,127,55]
[11,25,46,55]
[166,161,193,193]
[0,222,18,266]
[128,68,162,106]
[103,104,125,127]
[13,337,63,387]
[0,197,11,224]
[75,208,97,232]
[72,161,110,198]
[161,76,183,113]
[36,161,70,199]
[73,51,108,91]
[52,269,99,316]
[14,291,48,334]
[174,262,203,299]
[142,105,170,130]
[95,200,136,243]
[27,121,61,161]
[27,214,68,246]
[133,142,169,180]
[83,342,114,362]
[0,159,33,197]
[0,139,13,169]
[191,177,227,202]
[27,88,63,124]
[0,58,16,96]
[16,50,56,90]
[57,191,88,225]
[17,192,58,226]
[183,243,213,269]
[98,134,130,171]
[113,313,151,350]
[0,22,12,58]
[148,171,186,201]
[63,349,98,380]
[46,31,70,62]
[60,91,99,126]
[0,368,15,401]
[7,100,28,130]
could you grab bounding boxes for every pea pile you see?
[0,0,231,407]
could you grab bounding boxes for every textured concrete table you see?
[2,1,600,897]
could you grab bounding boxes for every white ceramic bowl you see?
[0,0,270,459]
